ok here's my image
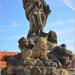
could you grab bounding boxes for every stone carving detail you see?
[22,0,51,36]
[18,36,49,61]
[1,0,73,75]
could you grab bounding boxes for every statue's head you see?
[18,37,28,49]
[48,30,57,43]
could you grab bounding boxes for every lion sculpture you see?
[18,36,49,62]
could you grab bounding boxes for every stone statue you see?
[47,30,58,50]
[18,36,49,61]
[31,36,49,60]
[22,0,51,36]
[18,37,32,61]
[2,0,72,75]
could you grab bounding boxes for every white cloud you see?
[0,28,14,33]
[0,22,20,28]
[44,18,75,34]
[11,22,20,27]
[50,19,75,26]
[7,35,20,40]
[62,0,75,11]
[45,18,74,30]
[57,27,74,35]
[7,35,25,40]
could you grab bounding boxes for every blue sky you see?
[0,0,75,53]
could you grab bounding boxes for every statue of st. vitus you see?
[22,0,51,37]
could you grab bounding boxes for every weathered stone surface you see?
[22,0,51,36]
[1,0,73,75]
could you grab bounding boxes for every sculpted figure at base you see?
[6,0,73,75]
[18,36,49,61]
[18,37,32,61]
[22,0,51,36]
[31,36,49,60]
[47,30,58,50]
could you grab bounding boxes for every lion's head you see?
[18,37,28,50]
[48,30,57,43]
